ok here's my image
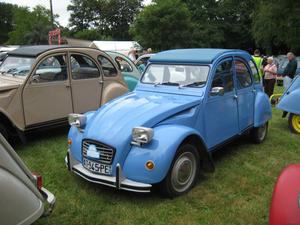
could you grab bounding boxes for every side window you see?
[98,56,118,77]
[34,55,67,83]
[115,56,133,72]
[249,60,260,83]
[212,60,234,93]
[70,54,100,80]
[234,60,252,88]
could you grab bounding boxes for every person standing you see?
[252,49,263,78]
[263,57,277,97]
[283,52,297,90]
[128,48,137,61]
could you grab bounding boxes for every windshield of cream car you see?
[0,56,35,76]
[141,64,209,87]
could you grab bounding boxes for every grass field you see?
[16,88,300,225]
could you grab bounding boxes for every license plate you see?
[83,158,112,175]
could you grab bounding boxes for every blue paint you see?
[68,48,272,185]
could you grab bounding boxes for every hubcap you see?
[292,114,300,133]
[171,152,197,193]
[258,123,267,141]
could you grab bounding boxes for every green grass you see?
[16,88,300,225]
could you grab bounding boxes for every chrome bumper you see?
[65,150,152,193]
[40,187,56,216]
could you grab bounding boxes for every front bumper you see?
[65,150,152,193]
[40,187,56,216]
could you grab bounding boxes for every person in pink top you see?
[263,57,277,97]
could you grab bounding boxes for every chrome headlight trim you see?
[131,127,154,146]
[68,114,87,129]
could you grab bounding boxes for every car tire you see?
[288,113,300,134]
[160,143,200,198]
[251,122,268,143]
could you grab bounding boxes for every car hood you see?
[84,90,201,145]
[0,76,23,91]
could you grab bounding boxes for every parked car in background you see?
[66,49,272,197]
[0,45,128,142]
[0,45,19,65]
[106,51,141,91]
[135,53,155,73]
[277,75,300,134]
[269,164,300,225]
[0,134,55,225]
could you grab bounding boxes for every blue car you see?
[277,75,300,134]
[66,49,272,197]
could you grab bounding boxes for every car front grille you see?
[82,139,115,165]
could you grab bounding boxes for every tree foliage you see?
[252,0,300,54]
[0,3,18,44]
[130,0,193,50]
[68,0,143,40]
[7,5,55,45]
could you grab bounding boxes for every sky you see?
[1,0,152,27]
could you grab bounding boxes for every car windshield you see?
[141,64,209,87]
[0,56,35,76]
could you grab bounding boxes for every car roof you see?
[8,45,87,57]
[149,48,250,64]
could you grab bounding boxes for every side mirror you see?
[210,87,224,96]
[30,74,40,83]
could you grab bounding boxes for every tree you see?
[68,0,142,40]
[0,3,18,44]
[8,5,55,45]
[73,29,112,41]
[252,0,300,54]
[130,0,193,50]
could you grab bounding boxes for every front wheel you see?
[251,122,268,143]
[288,113,300,134]
[160,143,200,197]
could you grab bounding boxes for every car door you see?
[22,53,73,127]
[69,53,103,113]
[204,58,239,149]
[233,58,255,132]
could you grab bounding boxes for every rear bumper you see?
[65,150,152,193]
[40,187,56,216]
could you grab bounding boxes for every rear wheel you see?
[251,122,268,143]
[160,143,200,197]
[288,113,300,134]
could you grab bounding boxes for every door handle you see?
[65,84,70,88]
[99,80,103,84]
[252,89,256,93]
[233,95,238,100]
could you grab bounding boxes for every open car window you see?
[71,54,100,80]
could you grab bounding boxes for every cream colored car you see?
[0,45,128,141]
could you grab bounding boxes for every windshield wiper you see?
[154,81,180,87]
[179,81,206,88]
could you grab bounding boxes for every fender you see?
[277,89,300,115]
[122,124,210,184]
[101,82,128,105]
[254,91,272,127]
[123,74,138,91]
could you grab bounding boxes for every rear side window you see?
[249,60,260,83]
[115,56,133,72]
[98,56,118,77]
[212,60,234,93]
[71,54,100,80]
[234,60,252,88]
